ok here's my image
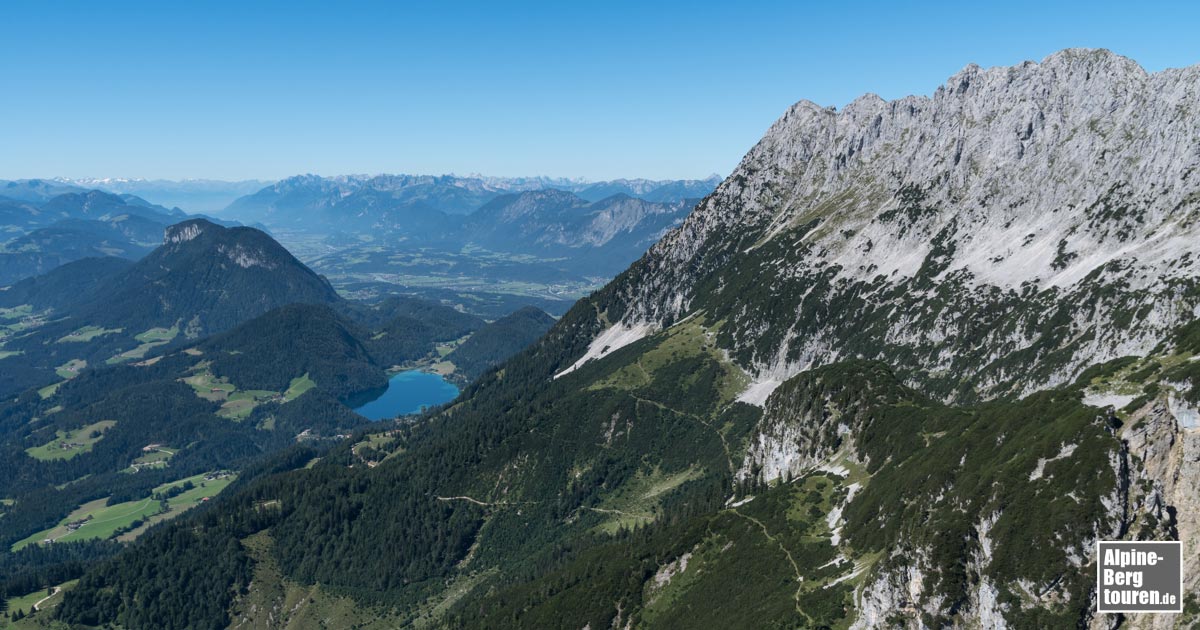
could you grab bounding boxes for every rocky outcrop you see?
[1122,395,1200,629]
[164,219,207,244]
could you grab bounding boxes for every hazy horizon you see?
[3,173,723,185]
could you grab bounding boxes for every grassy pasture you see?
[184,366,316,420]
[56,326,122,343]
[106,326,180,364]
[12,471,237,551]
[24,420,117,461]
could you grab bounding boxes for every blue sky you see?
[3,0,1200,181]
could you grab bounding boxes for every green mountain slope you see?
[447,306,555,382]
[45,300,1195,629]
[0,298,499,624]
[0,219,341,399]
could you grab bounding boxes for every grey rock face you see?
[600,49,1200,400]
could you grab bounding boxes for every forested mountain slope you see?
[446,306,555,382]
[0,257,133,312]
[0,298,492,620]
[0,215,555,624]
[0,219,341,398]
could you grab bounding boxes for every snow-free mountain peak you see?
[580,49,1200,400]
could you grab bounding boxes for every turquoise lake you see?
[352,370,460,420]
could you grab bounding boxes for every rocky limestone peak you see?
[650,46,1200,295]
[580,49,1200,401]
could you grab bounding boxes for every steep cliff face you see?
[586,49,1200,401]
[1123,395,1200,629]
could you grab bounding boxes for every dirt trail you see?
[435,495,535,507]
[631,395,736,478]
[32,586,59,611]
[730,509,812,622]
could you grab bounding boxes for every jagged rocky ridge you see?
[594,48,1200,401]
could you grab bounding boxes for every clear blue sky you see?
[3,0,1200,181]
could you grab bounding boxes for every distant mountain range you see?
[465,190,694,260]
[50,178,273,215]
[222,172,715,229]
[571,176,724,203]
[18,174,718,220]
[0,179,90,203]
[0,174,719,318]
[0,189,202,285]
[223,173,719,227]
[217,174,718,306]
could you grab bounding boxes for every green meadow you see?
[13,471,237,551]
[24,420,117,461]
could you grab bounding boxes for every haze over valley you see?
[2,174,719,317]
